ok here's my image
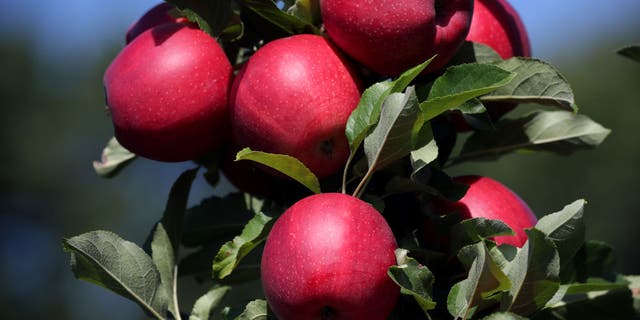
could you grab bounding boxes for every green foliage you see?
[618,45,640,63]
[62,231,166,319]
[453,110,611,165]
[61,3,639,318]
[166,0,233,36]
[92,137,136,178]
[419,63,515,121]
[448,242,511,319]
[483,58,579,111]
[189,286,230,320]
[388,249,437,315]
[212,211,274,280]
[235,299,271,320]
[234,147,321,194]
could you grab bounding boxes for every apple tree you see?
[63,0,640,319]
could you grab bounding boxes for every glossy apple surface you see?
[104,23,232,162]
[261,193,399,320]
[125,3,187,43]
[230,34,361,179]
[320,0,473,76]
[466,0,531,59]
[433,175,537,247]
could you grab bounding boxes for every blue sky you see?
[1,0,639,64]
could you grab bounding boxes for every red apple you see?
[432,175,537,247]
[466,0,531,59]
[320,0,474,76]
[125,3,187,44]
[104,23,232,162]
[230,34,361,179]
[261,193,399,320]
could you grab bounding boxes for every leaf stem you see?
[351,166,374,198]
[341,152,356,194]
[172,266,181,320]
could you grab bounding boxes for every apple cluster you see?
[102,0,537,319]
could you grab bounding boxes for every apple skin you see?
[320,0,474,76]
[432,175,537,247]
[261,193,400,320]
[125,3,187,44]
[466,0,531,59]
[104,23,232,162]
[230,34,361,179]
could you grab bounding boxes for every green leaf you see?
[238,0,319,40]
[455,111,611,164]
[388,249,437,315]
[286,0,320,24]
[151,224,178,319]
[456,99,494,131]
[364,87,422,171]
[182,193,251,247]
[92,137,136,178]
[406,166,469,201]
[161,168,199,253]
[409,133,438,175]
[235,148,320,194]
[62,231,166,319]
[618,45,640,63]
[189,286,230,320]
[448,42,503,65]
[235,299,270,320]
[502,229,560,316]
[535,285,635,320]
[535,199,586,280]
[346,58,433,153]
[419,63,515,121]
[448,242,511,319]
[212,212,274,279]
[481,312,527,320]
[483,58,578,111]
[569,240,617,282]
[167,0,233,36]
[450,218,515,253]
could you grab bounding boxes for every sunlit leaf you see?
[346,58,433,153]
[235,299,270,320]
[502,229,560,316]
[364,87,422,171]
[535,199,586,279]
[212,212,274,279]
[419,63,515,121]
[92,137,136,178]
[189,286,230,320]
[62,231,166,319]
[455,111,611,165]
[388,249,437,315]
[448,242,511,319]
[235,148,320,194]
[483,58,578,111]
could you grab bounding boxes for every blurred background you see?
[0,0,638,319]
